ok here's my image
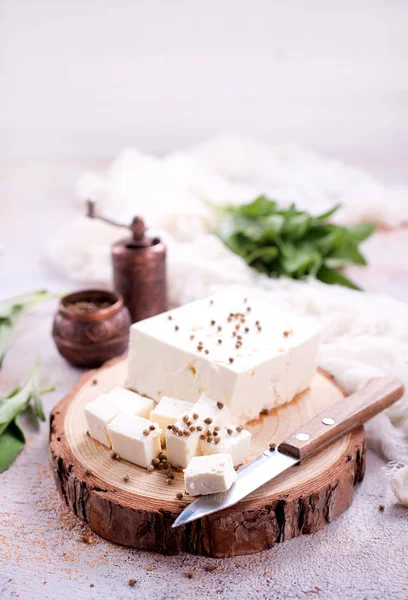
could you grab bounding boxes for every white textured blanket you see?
[49,136,408,503]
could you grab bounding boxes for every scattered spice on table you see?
[205,564,217,572]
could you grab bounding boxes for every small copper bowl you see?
[52,290,131,368]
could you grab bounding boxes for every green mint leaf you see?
[245,246,279,265]
[233,196,277,218]
[282,214,313,240]
[328,238,367,265]
[0,418,26,473]
[317,265,362,290]
[314,204,341,221]
[348,222,376,242]
[213,197,374,289]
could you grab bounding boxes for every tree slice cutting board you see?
[49,358,366,558]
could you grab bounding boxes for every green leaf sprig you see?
[0,361,54,473]
[0,290,58,368]
[214,196,375,289]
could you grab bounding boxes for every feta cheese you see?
[126,291,320,424]
[84,388,155,448]
[200,426,251,467]
[191,394,231,427]
[166,413,206,469]
[84,395,121,447]
[184,454,237,496]
[107,414,161,468]
[149,396,194,442]
[106,387,154,419]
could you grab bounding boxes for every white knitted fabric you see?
[49,136,408,504]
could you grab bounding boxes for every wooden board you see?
[49,358,366,558]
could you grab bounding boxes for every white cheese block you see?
[199,426,251,467]
[84,388,155,448]
[149,396,194,442]
[166,413,206,469]
[126,291,321,424]
[184,454,237,496]
[84,395,121,448]
[107,413,161,468]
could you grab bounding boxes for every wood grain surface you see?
[49,358,366,557]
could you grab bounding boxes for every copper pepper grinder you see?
[87,200,167,323]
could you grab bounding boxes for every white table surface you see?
[0,161,407,600]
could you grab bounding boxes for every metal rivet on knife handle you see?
[295,433,310,441]
[277,376,404,460]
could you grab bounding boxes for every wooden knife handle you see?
[278,376,404,460]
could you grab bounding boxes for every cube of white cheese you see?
[149,396,194,442]
[199,426,251,467]
[126,291,321,424]
[84,395,122,447]
[191,394,232,427]
[107,413,161,468]
[184,454,237,496]
[166,413,206,469]
[106,387,154,419]
[84,388,155,448]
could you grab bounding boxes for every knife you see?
[172,376,404,528]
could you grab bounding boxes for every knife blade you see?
[172,449,297,527]
[172,375,404,528]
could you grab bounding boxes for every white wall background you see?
[0,0,407,173]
